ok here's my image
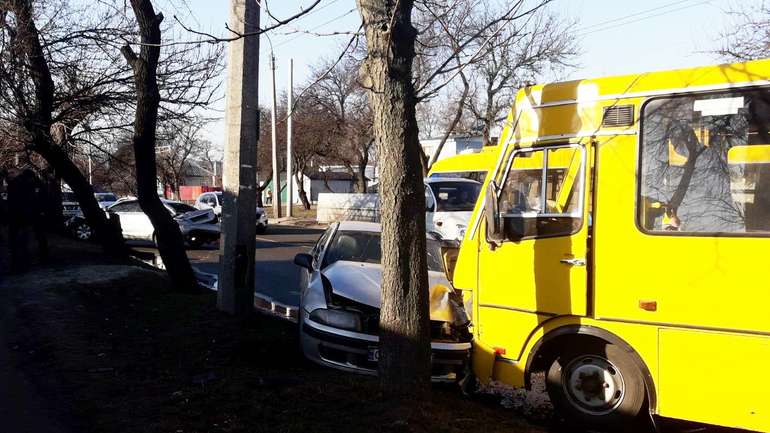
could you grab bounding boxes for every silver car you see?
[294,221,471,382]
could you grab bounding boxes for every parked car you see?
[195,191,268,233]
[294,221,471,382]
[424,177,482,240]
[67,199,220,248]
[61,191,81,218]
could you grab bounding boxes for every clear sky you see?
[165,0,760,149]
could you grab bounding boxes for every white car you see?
[195,191,268,234]
[294,221,471,382]
[424,177,482,240]
[107,199,220,247]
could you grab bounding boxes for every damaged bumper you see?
[301,316,471,382]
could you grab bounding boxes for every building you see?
[420,128,501,163]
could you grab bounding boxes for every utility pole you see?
[286,58,293,217]
[218,0,259,316]
[270,54,282,219]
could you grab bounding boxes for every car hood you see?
[322,261,468,325]
[176,208,217,224]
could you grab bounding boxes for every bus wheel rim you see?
[562,355,625,416]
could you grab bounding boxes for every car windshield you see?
[429,181,481,212]
[95,193,117,202]
[166,202,196,215]
[324,230,444,272]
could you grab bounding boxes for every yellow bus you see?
[427,147,499,183]
[454,58,770,431]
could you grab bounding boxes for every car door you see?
[111,201,143,239]
[476,142,590,358]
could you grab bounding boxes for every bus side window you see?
[498,146,585,240]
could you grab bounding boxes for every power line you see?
[576,0,695,32]
[274,7,358,48]
[575,0,711,37]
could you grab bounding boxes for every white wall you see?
[421,135,484,163]
[316,193,380,223]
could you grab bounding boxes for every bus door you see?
[476,142,591,360]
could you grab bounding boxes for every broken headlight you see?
[309,308,362,332]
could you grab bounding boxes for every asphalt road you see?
[134,225,324,307]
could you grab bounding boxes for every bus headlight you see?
[309,308,362,332]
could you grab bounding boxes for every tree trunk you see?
[122,0,198,293]
[256,169,273,208]
[357,0,432,398]
[295,171,311,210]
[9,0,125,255]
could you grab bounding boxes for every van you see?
[454,58,770,431]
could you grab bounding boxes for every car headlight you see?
[309,308,362,332]
[456,224,467,239]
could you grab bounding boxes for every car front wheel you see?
[73,221,93,241]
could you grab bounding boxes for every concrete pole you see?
[286,58,293,217]
[270,54,282,219]
[218,0,259,316]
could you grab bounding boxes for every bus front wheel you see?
[545,340,647,430]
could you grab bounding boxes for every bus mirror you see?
[485,181,504,244]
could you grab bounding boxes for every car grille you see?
[329,293,467,342]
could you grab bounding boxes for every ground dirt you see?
[0,234,551,433]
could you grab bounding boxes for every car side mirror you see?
[485,181,504,244]
[293,253,313,270]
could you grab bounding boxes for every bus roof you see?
[498,58,770,148]
[428,146,499,175]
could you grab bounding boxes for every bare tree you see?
[291,100,340,209]
[156,118,212,199]
[121,0,198,293]
[356,0,432,398]
[0,0,223,257]
[0,0,126,254]
[305,56,374,192]
[464,4,578,145]
[716,2,770,61]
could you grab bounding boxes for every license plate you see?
[367,347,379,362]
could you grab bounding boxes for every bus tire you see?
[545,339,647,430]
